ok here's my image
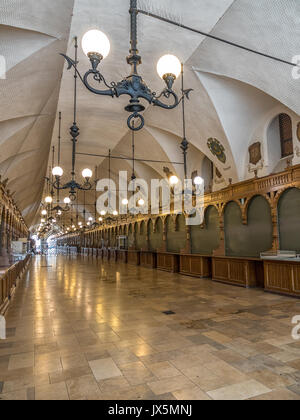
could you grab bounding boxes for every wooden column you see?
[158,217,167,252]
[145,232,151,251]
[0,207,9,266]
[181,224,192,254]
[213,208,225,256]
[270,194,280,252]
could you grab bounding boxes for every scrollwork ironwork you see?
[60,0,193,131]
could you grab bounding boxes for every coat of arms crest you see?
[249,142,262,166]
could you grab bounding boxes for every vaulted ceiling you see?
[0,0,299,229]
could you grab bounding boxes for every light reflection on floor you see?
[0,255,300,400]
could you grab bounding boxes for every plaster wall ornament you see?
[248,160,264,174]
[249,142,262,166]
[207,138,227,164]
[214,167,226,185]
[214,178,226,186]
[215,167,222,179]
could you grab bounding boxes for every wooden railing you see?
[57,164,300,251]
[204,165,300,206]
[0,254,31,314]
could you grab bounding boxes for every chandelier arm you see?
[46,176,66,191]
[60,54,84,83]
[61,53,115,97]
[153,87,194,109]
[83,70,116,96]
[53,184,70,191]
[79,183,93,191]
[152,89,180,109]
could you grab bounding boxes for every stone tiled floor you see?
[0,255,300,400]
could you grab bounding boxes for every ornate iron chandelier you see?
[48,116,72,215]
[61,0,191,131]
[120,128,147,213]
[50,40,93,201]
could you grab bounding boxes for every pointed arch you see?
[191,205,220,255]
[278,187,300,252]
[149,217,163,251]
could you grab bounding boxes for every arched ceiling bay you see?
[0,0,74,228]
[190,0,300,114]
[196,72,281,180]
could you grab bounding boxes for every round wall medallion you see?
[207,138,226,164]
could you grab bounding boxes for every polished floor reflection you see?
[0,255,300,400]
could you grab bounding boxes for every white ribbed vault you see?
[0,0,299,229]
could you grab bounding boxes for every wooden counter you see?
[97,249,103,259]
[82,248,89,256]
[212,256,264,288]
[110,249,117,262]
[69,247,78,255]
[127,250,140,266]
[157,252,179,273]
[264,259,300,298]
[117,250,128,264]
[179,254,211,278]
[102,248,110,261]
[140,251,157,269]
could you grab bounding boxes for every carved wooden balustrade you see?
[0,177,28,266]
[57,164,300,255]
[0,254,31,314]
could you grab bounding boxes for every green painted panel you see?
[191,206,220,255]
[278,188,300,252]
[167,215,186,253]
[136,222,148,250]
[128,225,135,248]
[225,196,272,257]
[149,219,163,251]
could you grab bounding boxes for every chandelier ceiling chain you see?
[131,123,136,182]
[91,166,101,229]
[180,63,189,181]
[51,113,71,215]
[61,0,192,131]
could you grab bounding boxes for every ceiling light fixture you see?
[169,175,179,186]
[137,198,145,206]
[90,166,101,230]
[49,117,72,215]
[61,0,192,131]
[194,176,204,185]
[97,151,120,225]
[50,44,93,201]
[45,196,53,204]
